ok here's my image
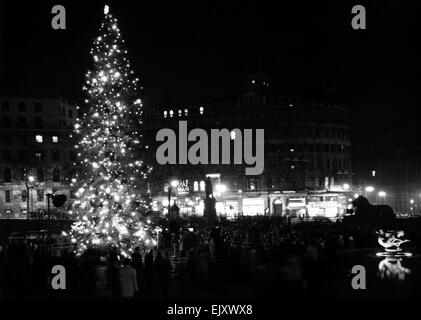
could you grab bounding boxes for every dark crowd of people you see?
[1,216,420,299]
[158,216,381,296]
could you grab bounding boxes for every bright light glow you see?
[342,183,350,190]
[28,176,35,183]
[170,180,179,188]
[52,136,58,143]
[378,191,386,197]
[215,184,227,193]
[35,135,43,143]
[365,186,375,192]
[410,199,414,204]
[104,5,109,14]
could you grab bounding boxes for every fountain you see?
[375,229,413,281]
[376,229,412,257]
[378,257,411,280]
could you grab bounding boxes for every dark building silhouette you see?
[142,76,353,217]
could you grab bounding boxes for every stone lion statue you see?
[345,196,396,226]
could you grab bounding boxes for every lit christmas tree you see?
[69,5,157,256]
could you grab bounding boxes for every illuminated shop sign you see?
[177,180,189,194]
[287,197,306,208]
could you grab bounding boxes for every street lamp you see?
[365,186,374,193]
[378,191,386,204]
[24,173,35,219]
[342,183,350,191]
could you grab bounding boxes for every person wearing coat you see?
[119,258,138,299]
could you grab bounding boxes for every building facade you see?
[143,75,353,218]
[0,96,78,219]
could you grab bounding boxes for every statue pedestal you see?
[204,197,217,224]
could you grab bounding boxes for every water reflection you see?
[378,257,411,281]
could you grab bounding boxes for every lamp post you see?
[378,191,386,204]
[46,193,53,243]
[25,174,35,220]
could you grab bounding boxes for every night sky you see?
[0,0,418,136]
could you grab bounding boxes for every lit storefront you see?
[307,195,346,218]
[152,182,349,219]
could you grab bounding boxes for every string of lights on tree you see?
[69,5,157,257]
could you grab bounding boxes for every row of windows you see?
[146,120,349,140]
[1,189,46,203]
[0,135,66,145]
[2,167,62,183]
[163,107,204,118]
[1,101,43,113]
[268,157,351,170]
[1,149,76,162]
[1,116,44,128]
[35,135,59,143]
[154,107,347,123]
[1,101,76,119]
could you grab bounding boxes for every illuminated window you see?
[199,180,205,192]
[52,136,58,143]
[199,107,204,115]
[35,135,43,143]
[193,181,199,192]
[169,110,174,118]
[163,111,167,118]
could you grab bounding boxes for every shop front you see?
[286,197,307,218]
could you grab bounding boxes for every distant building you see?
[0,96,78,219]
[143,76,353,218]
[353,124,421,214]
